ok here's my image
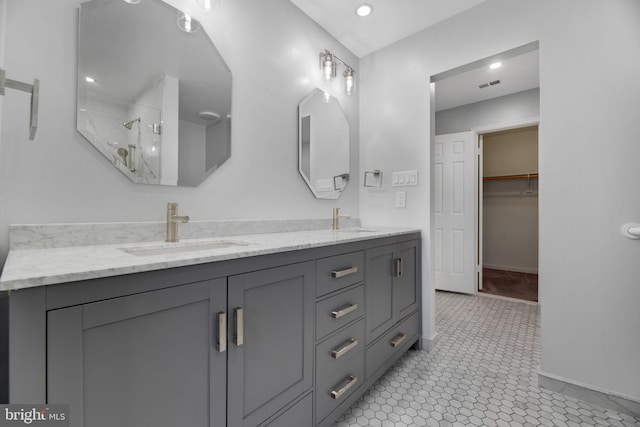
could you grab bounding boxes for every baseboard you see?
[421,332,438,353]
[538,371,640,418]
[483,264,538,275]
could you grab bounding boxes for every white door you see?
[433,131,477,294]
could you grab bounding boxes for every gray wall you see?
[0,0,360,264]
[435,88,540,135]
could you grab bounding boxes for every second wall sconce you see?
[320,49,356,95]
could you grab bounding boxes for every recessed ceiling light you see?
[123,0,141,4]
[489,62,502,70]
[356,4,373,17]
[85,76,96,83]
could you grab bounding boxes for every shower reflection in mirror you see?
[77,0,232,187]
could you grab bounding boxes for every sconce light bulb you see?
[177,12,201,33]
[196,0,219,11]
[344,68,356,95]
[323,59,334,81]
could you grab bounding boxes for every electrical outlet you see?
[395,191,406,208]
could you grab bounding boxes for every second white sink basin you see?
[121,240,249,257]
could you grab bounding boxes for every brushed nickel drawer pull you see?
[331,266,358,279]
[330,375,358,400]
[216,311,227,353]
[331,303,358,319]
[233,307,244,346]
[390,332,407,347]
[332,338,358,359]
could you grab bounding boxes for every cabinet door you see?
[227,262,314,427]
[395,240,420,321]
[365,244,396,343]
[47,279,227,427]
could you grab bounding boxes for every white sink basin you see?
[121,240,249,257]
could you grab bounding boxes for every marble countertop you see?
[0,227,420,291]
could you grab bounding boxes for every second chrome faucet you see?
[166,202,190,242]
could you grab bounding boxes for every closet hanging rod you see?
[0,67,40,140]
[483,173,539,182]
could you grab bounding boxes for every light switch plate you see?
[392,170,418,187]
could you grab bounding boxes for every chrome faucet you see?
[332,207,351,230]
[166,202,190,242]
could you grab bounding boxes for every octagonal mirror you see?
[77,0,232,186]
[298,89,350,199]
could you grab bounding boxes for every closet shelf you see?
[483,173,538,182]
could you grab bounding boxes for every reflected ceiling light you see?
[177,12,201,33]
[196,0,220,11]
[356,4,373,17]
[489,61,502,69]
[198,110,221,123]
[319,49,356,95]
[123,0,141,4]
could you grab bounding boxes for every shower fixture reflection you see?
[123,117,141,130]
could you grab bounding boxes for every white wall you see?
[0,0,359,263]
[360,0,640,401]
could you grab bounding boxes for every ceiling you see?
[289,0,539,112]
[435,48,540,111]
[289,0,487,58]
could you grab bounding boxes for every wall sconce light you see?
[177,12,201,33]
[319,49,356,95]
[196,0,220,11]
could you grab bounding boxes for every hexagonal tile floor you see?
[334,291,640,427]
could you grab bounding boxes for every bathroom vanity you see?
[2,223,421,427]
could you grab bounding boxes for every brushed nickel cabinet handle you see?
[394,258,403,277]
[234,307,244,346]
[216,311,227,353]
[332,338,358,359]
[330,375,358,400]
[390,332,407,347]
[331,303,358,319]
[331,266,358,279]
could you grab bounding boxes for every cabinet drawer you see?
[316,319,364,378]
[366,311,419,379]
[316,251,364,297]
[316,285,364,340]
[315,357,363,424]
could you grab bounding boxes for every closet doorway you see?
[477,123,539,302]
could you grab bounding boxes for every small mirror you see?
[298,89,350,199]
[77,0,232,186]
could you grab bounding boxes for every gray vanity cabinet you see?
[9,232,421,427]
[365,240,420,344]
[47,279,228,427]
[227,261,314,427]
